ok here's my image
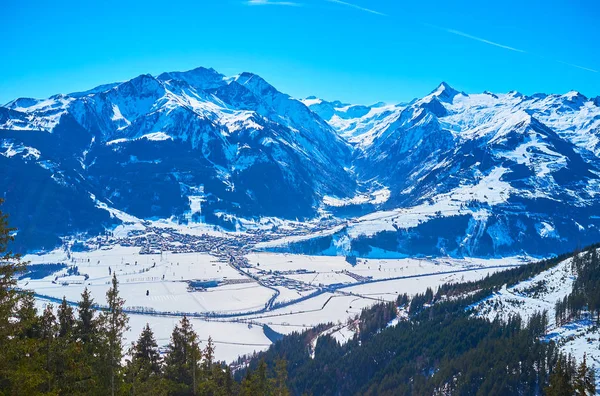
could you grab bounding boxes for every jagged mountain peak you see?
[507,90,524,98]
[562,90,586,100]
[114,73,164,95]
[129,73,155,82]
[435,81,454,90]
[527,92,548,101]
[233,72,279,97]
[429,81,462,102]
[236,71,259,80]
[157,66,226,91]
[561,90,588,107]
[5,95,73,116]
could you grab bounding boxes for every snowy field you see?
[247,253,527,280]
[22,246,527,363]
[21,246,273,315]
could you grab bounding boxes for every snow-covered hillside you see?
[473,252,600,388]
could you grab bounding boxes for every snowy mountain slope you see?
[3,70,600,256]
[0,67,355,251]
[0,115,118,250]
[474,255,575,324]
[301,97,405,147]
[270,84,600,257]
[472,251,600,388]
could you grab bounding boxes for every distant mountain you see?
[300,97,403,146]
[2,69,600,256]
[0,67,354,251]
[283,84,600,257]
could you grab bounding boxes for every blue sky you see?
[1,0,598,105]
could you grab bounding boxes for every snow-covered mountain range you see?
[2,67,600,256]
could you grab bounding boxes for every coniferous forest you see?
[555,248,600,327]
[0,202,597,395]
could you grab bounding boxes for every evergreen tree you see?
[15,292,40,339]
[546,357,574,396]
[0,199,25,340]
[134,323,161,376]
[40,304,58,392]
[0,205,24,387]
[223,365,235,395]
[163,316,202,395]
[53,303,81,394]
[58,296,75,337]
[271,359,290,396]
[6,293,45,394]
[255,360,270,395]
[125,325,168,396]
[397,293,409,308]
[240,370,257,396]
[203,336,215,373]
[77,287,97,346]
[575,354,596,395]
[74,287,102,393]
[101,272,129,396]
[587,369,597,396]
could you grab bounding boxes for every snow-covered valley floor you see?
[21,228,528,363]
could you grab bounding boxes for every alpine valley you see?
[3,66,600,258]
[5,67,600,389]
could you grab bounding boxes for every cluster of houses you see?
[260,274,316,293]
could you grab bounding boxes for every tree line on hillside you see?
[435,247,595,300]
[238,250,600,395]
[240,300,590,395]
